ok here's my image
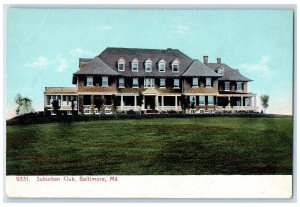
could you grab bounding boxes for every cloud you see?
[69,48,94,57]
[239,55,274,78]
[57,58,69,73]
[25,56,49,69]
[89,25,112,31]
[172,22,191,37]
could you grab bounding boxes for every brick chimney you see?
[203,56,208,65]
[217,58,221,64]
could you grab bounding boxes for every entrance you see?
[144,96,155,110]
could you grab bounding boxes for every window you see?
[225,82,230,91]
[173,79,179,88]
[87,76,93,86]
[145,63,152,72]
[84,108,91,114]
[172,64,179,73]
[132,78,139,88]
[192,78,199,87]
[218,69,224,75]
[199,96,205,105]
[159,63,165,72]
[190,96,196,105]
[94,108,100,115]
[47,96,51,105]
[208,96,214,105]
[102,76,108,87]
[144,78,155,88]
[172,59,180,73]
[237,82,243,91]
[160,78,166,88]
[131,63,138,72]
[117,58,125,71]
[119,78,125,88]
[206,78,212,87]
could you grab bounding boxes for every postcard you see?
[4,7,294,199]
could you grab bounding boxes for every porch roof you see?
[45,87,77,94]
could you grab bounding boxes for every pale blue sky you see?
[6,9,293,117]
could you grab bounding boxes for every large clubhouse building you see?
[44,47,258,115]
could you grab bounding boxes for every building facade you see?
[44,47,258,115]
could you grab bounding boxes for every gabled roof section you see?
[207,63,252,81]
[182,59,222,77]
[98,47,193,77]
[74,57,120,76]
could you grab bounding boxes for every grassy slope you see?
[6,117,293,175]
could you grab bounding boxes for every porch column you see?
[161,96,164,110]
[60,95,63,106]
[134,95,137,110]
[228,96,231,106]
[155,95,158,110]
[91,95,94,114]
[241,96,244,106]
[142,95,145,110]
[121,95,124,110]
[175,96,178,110]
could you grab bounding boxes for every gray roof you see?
[98,47,193,77]
[74,57,120,76]
[207,63,252,82]
[182,59,222,77]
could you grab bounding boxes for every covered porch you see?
[216,94,258,113]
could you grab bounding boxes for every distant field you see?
[6,116,293,175]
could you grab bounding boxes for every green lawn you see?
[6,116,293,175]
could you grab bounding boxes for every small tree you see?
[180,94,190,113]
[111,94,120,113]
[260,94,269,113]
[51,99,60,115]
[136,92,144,115]
[15,93,34,116]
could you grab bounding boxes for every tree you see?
[111,94,120,113]
[51,99,60,115]
[15,93,34,116]
[136,92,144,115]
[260,94,269,113]
[180,94,190,113]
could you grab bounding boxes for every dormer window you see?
[158,59,166,72]
[217,68,224,75]
[171,59,180,73]
[131,58,139,72]
[117,58,125,71]
[172,64,179,72]
[145,59,152,72]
